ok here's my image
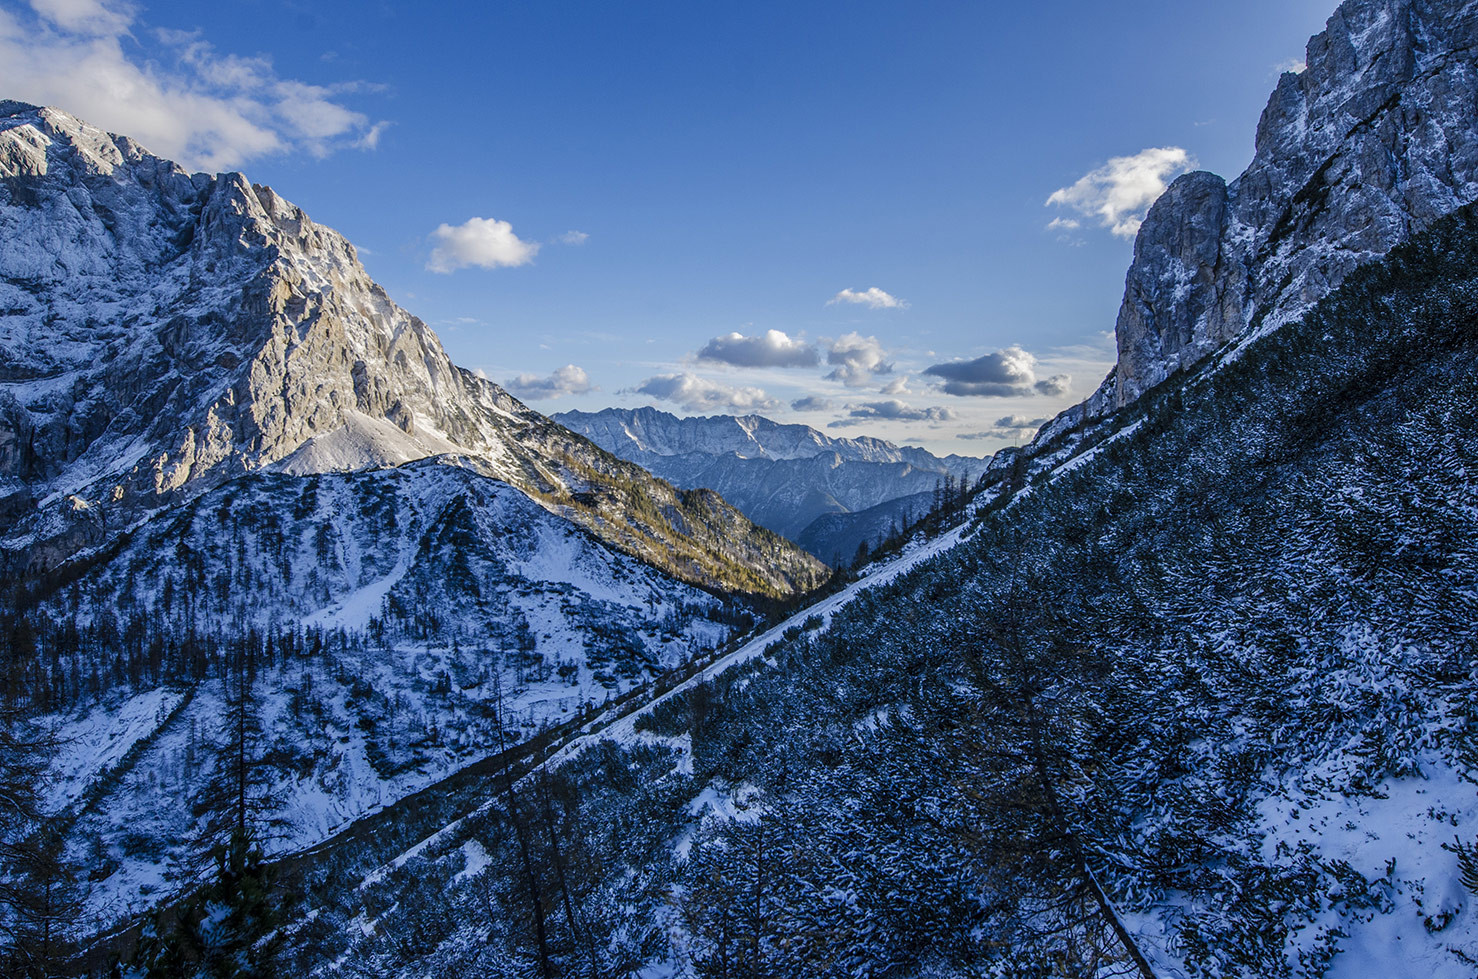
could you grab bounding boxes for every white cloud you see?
[504,364,595,401]
[427,217,540,274]
[828,399,957,428]
[879,375,912,396]
[959,414,1051,442]
[790,396,834,412]
[0,2,385,171]
[1274,57,1307,75]
[825,332,892,387]
[828,287,907,310]
[1046,146,1194,238]
[1035,373,1072,397]
[1046,216,1080,231]
[632,373,779,413]
[924,345,1072,398]
[696,329,818,368]
[29,0,131,35]
[557,230,589,245]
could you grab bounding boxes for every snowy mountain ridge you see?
[555,405,986,557]
[0,99,826,949]
[554,405,971,467]
[0,100,824,597]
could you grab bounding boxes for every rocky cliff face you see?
[0,102,825,595]
[1106,0,1478,408]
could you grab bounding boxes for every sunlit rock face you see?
[0,101,826,595]
[1108,0,1478,408]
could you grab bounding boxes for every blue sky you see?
[0,0,1335,453]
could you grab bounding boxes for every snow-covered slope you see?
[0,100,829,947]
[0,101,824,597]
[22,454,751,929]
[246,2,1478,974]
[555,406,986,554]
[295,190,1478,979]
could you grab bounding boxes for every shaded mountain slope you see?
[294,192,1478,979]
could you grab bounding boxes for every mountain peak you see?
[0,106,825,595]
[1102,0,1478,409]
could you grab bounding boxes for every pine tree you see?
[130,828,279,979]
[141,640,283,978]
[4,825,84,978]
[0,702,65,971]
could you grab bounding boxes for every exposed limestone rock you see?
[0,103,825,596]
[1107,0,1478,407]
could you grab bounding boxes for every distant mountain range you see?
[554,406,988,561]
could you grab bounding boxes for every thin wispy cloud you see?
[1046,146,1194,238]
[556,230,590,245]
[924,345,1070,398]
[828,287,907,310]
[790,396,834,412]
[696,329,818,369]
[0,0,386,171]
[504,364,595,401]
[427,217,540,273]
[631,373,779,413]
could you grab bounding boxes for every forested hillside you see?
[284,196,1478,979]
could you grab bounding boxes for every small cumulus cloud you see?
[789,396,834,412]
[696,329,818,369]
[1274,57,1307,75]
[828,287,907,310]
[924,345,1071,398]
[994,413,1048,429]
[631,373,779,413]
[828,399,958,428]
[964,414,1051,439]
[0,0,388,171]
[825,332,892,387]
[556,230,589,245]
[1046,146,1194,238]
[879,375,912,396]
[504,364,595,401]
[1046,217,1080,231]
[1035,373,1072,397]
[427,217,540,273]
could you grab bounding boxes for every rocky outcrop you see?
[0,103,826,596]
[1108,0,1478,407]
